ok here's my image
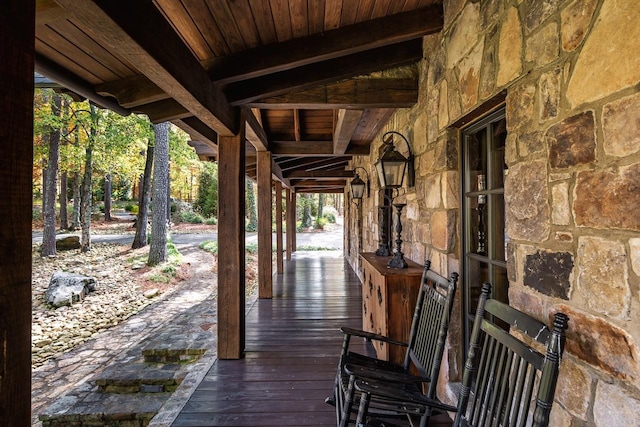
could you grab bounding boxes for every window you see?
[461,107,508,353]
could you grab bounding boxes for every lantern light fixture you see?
[350,167,370,200]
[374,131,415,189]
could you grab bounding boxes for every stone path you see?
[31,244,257,427]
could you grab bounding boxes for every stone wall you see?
[345,0,640,425]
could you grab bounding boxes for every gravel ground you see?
[31,244,166,368]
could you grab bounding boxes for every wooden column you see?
[275,181,284,274]
[217,124,245,359]
[257,151,272,298]
[285,188,292,261]
[291,191,297,251]
[0,1,34,422]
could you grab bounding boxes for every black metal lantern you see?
[374,131,414,189]
[350,175,366,200]
[349,167,370,200]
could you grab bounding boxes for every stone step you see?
[141,334,209,363]
[39,382,167,427]
[93,362,185,393]
[142,347,206,364]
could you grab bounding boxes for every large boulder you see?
[45,271,97,308]
[55,235,81,251]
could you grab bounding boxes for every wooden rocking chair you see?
[354,283,569,427]
[326,260,458,427]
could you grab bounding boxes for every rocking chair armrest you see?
[355,378,458,413]
[340,327,408,348]
[344,363,431,384]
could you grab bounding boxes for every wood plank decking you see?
[172,252,453,426]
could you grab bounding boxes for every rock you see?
[45,271,98,308]
[143,289,159,299]
[56,236,81,251]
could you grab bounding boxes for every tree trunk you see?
[80,104,98,253]
[59,172,68,230]
[59,98,69,230]
[132,141,154,249]
[166,170,171,223]
[70,172,81,230]
[148,122,169,266]
[80,144,93,252]
[41,93,62,257]
[302,194,312,228]
[103,173,112,221]
[318,193,324,219]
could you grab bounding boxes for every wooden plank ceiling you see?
[35,0,443,193]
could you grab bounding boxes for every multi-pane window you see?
[461,108,508,352]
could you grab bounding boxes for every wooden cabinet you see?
[360,253,424,364]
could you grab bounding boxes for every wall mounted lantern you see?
[374,131,415,189]
[350,167,370,201]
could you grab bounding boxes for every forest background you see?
[33,88,343,261]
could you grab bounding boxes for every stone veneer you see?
[344,0,640,425]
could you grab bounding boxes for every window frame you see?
[460,106,508,357]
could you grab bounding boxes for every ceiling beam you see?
[173,116,218,151]
[244,110,269,151]
[284,170,354,179]
[292,179,347,187]
[96,75,168,108]
[270,141,369,156]
[270,159,290,189]
[208,4,443,84]
[35,53,130,116]
[55,0,238,135]
[225,40,424,105]
[136,98,191,122]
[37,0,72,25]
[246,78,418,109]
[295,188,345,194]
[276,156,350,172]
[187,140,217,159]
[333,109,363,155]
[306,158,351,171]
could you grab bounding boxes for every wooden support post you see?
[0,1,35,422]
[285,188,292,261]
[275,181,284,274]
[291,191,297,252]
[257,151,272,298]
[217,118,245,359]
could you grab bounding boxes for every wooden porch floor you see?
[171,252,453,426]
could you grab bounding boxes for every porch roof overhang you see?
[35,0,443,193]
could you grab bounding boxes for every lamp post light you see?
[388,203,408,269]
[375,205,391,256]
[374,131,414,269]
[349,167,369,257]
[374,131,415,189]
[350,167,370,200]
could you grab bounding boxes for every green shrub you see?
[245,242,258,254]
[314,217,328,230]
[323,212,336,223]
[194,162,218,218]
[199,240,218,254]
[180,211,203,224]
[124,203,138,213]
[205,217,217,225]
